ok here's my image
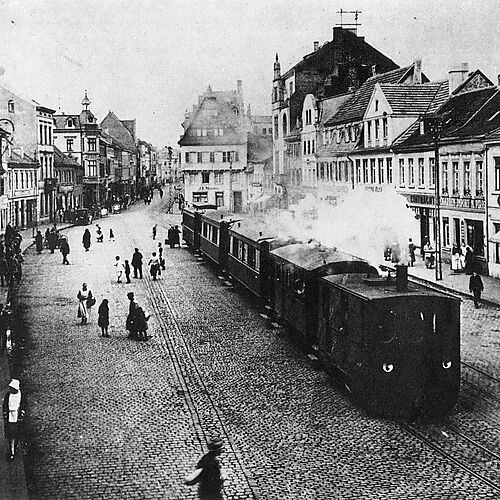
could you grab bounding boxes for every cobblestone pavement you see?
[16,199,500,499]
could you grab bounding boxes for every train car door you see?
[233,192,243,213]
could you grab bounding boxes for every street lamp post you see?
[430,115,443,281]
[229,160,233,212]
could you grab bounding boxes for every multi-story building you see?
[53,92,102,208]
[272,27,399,207]
[138,140,153,193]
[158,146,181,184]
[179,81,250,211]
[100,111,138,201]
[36,104,56,222]
[54,146,83,211]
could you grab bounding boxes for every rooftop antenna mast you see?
[336,9,362,35]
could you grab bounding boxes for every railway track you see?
[131,236,257,500]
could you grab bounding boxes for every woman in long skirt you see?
[77,283,90,324]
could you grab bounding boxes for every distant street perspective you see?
[2,2,500,499]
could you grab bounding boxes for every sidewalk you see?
[407,256,500,308]
[0,220,73,500]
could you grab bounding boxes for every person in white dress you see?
[114,256,125,283]
[3,379,25,460]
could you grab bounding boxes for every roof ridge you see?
[451,87,500,134]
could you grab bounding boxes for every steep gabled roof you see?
[100,111,136,151]
[326,65,428,126]
[54,114,81,130]
[54,146,81,167]
[247,133,272,163]
[378,83,445,115]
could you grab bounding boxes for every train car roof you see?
[201,209,237,223]
[271,243,365,271]
[322,273,460,301]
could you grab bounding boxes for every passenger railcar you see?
[270,243,378,345]
[182,208,201,250]
[199,210,234,269]
[317,267,461,418]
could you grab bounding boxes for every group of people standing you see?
[0,225,24,287]
[451,241,475,274]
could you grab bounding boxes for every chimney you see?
[313,41,319,52]
[449,63,469,95]
[413,58,422,84]
[371,64,378,77]
[395,264,408,292]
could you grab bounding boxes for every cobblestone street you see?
[15,201,500,499]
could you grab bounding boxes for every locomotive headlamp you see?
[442,361,452,369]
[383,363,394,373]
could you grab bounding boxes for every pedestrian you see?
[149,252,160,280]
[124,260,131,284]
[114,256,124,283]
[465,246,474,275]
[109,228,115,241]
[424,241,435,269]
[35,230,43,254]
[451,243,461,272]
[60,237,70,265]
[408,238,417,267]
[469,271,484,309]
[126,292,138,340]
[98,299,110,337]
[168,226,174,249]
[48,228,57,253]
[131,248,143,279]
[0,304,10,354]
[11,254,22,284]
[96,225,103,243]
[82,228,91,252]
[0,255,8,287]
[44,228,50,249]
[2,379,25,461]
[159,188,163,199]
[134,306,150,341]
[185,437,225,500]
[173,226,181,248]
[158,242,165,270]
[77,282,93,325]
[152,224,157,240]
[460,241,467,270]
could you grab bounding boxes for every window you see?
[39,124,44,144]
[303,141,306,155]
[215,192,224,207]
[356,159,361,183]
[386,158,393,184]
[367,121,372,142]
[452,161,459,195]
[307,141,311,155]
[66,138,74,151]
[442,162,449,194]
[408,158,415,185]
[370,159,376,183]
[274,116,279,137]
[375,120,380,140]
[418,158,425,186]
[193,192,208,203]
[196,129,202,137]
[382,117,388,138]
[476,161,484,195]
[399,159,405,185]
[8,100,14,113]
[189,173,197,184]
[282,114,287,136]
[311,140,315,154]
[201,172,210,184]
[494,158,500,191]
[363,159,369,183]
[305,109,312,125]
[464,161,471,195]
[185,152,190,163]
[378,158,384,184]
[202,129,207,137]
[48,127,52,145]
[429,158,435,186]
[443,217,450,247]
[87,160,97,176]
[289,81,293,96]
[210,152,215,163]
[375,100,379,112]
[67,118,74,127]
[88,138,96,152]
[197,152,203,163]
[262,128,267,135]
[223,151,230,163]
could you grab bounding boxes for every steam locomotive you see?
[182,208,461,419]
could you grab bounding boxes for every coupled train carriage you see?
[181,209,461,419]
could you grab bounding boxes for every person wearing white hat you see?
[2,379,25,460]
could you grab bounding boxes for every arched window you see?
[67,118,74,128]
[8,100,14,113]
[282,114,288,136]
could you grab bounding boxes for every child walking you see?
[98,299,109,337]
[124,260,131,283]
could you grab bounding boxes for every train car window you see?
[248,246,256,269]
[376,309,397,344]
[211,226,219,244]
[331,291,348,334]
[242,243,248,264]
[294,279,306,295]
[255,249,260,271]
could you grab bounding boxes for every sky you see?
[1,0,499,148]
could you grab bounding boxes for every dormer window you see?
[375,100,379,112]
[7,100,14,113]
[67,118,74,128]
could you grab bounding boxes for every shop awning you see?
[490,231,500,243]
[249,194,272,205]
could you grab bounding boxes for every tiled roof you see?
[320,93,353,125]
[8,150,37,167]
[394,86,500,150]
[379,83,445,115]
[54,146,80,167]
[54,114,80,129]
[316,138,359,158]
[325,65,418,126]
[100,111,136,150]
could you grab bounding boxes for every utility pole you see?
[228,160,233,212]
[430,115,443,281]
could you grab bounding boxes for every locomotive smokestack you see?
[395,264,408,291]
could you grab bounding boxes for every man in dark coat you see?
[0,255,8,287]
[35,231,43,254]
[48,228,57,253]
[82,229,91,252]
[126,292,138,340]
[131,248,143,279]
[469,271,484,309]
[60,238,70,265]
